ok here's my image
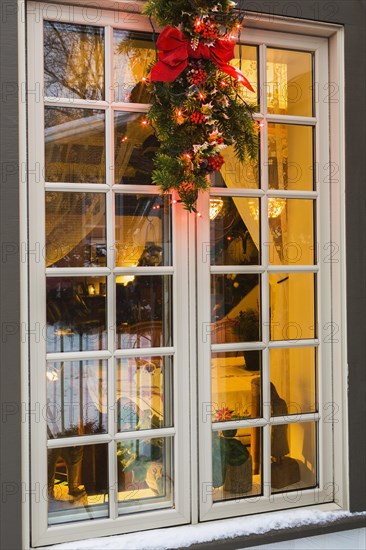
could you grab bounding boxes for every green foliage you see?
[143,0,258,211]
[212,432,250,488]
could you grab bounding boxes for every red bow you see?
[150,26,255,93]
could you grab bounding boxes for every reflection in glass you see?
[45,107,105,183]
[114,30,155,103]
[267,49,313,117]
[212,352,261,422]
[268,124,313,191]
[47,360,108,438]
[270,348,317,416]
[46,277,107,353]
[212,428,262,501]
[116,356,173,431]
[116,276,172,349]
[46,192,106,268]
[210,197,259,265]
[212,144,259,189]
[269,273,316,341]
[232,45,258,107]
[115,194,171,268]
[271,422,317,492]
[211,274,260,345]
[44,21,104,100]
[48,443,108,524]
[114,111,158,185]
[268,199,315,265]
[117,437,173,513]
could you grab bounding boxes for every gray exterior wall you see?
[0,1,365,549]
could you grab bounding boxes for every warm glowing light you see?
[197,212,203,218]
[141,119,148,126]
[199,92,205,100]
[220,80,228,87]
[141,76,147,82]
[178,110,182,117]
[171,199,177,204]
[116,275,136,286]
[46,370,59,382]
[209,198,224,220]
[121,135,128,143]
[248,198,286,220]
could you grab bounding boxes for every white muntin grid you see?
[28,5,191,545]
[27,2,335,545]
[197,34,333,521]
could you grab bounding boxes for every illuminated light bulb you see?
[121,136,128,143]
[141,119,148,126]
[141,76,147,82]
[171,199,177,204]
[198,92,205,100]
[46,369,59,382]
[178,110,182,117]
[196,212,203,218]
[209,198,224,220]
[248,198,286,220]
[236,23,242,29]
[220,80,228,87]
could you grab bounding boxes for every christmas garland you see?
[142,0,258,212]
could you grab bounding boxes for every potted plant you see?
[213,407,252,493]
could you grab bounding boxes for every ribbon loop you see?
[150,26,255,93]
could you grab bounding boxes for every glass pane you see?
[45,192,106,268]
[211,274,261,345]
[44,21,104,100]
[212,144,259,189]
[117,437,173,513]
[116,356,173,431]
[45,107,105,184]
[115,111,158,185]
[48,443,108,524]
[271,422,317,492]
[211,352,262,422]
[268,124,313,191]
[270,348,317,416]
[267,49,313,117]
[116,275,172,349]
[268,199,315,265]
[212,428,262,501]
[231,45,258,107]
[269,273,316,341]
[46,277,107,353]
[210,197,260,266]
[47,360,108,438]
[114,30,155,103]
[115,194,172,268]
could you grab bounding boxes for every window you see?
[27,3,339,546]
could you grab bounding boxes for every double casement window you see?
[27,3,344,546]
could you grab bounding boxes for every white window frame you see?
[22,2,348,548]
[27,5,192,546]
[197,29,334,521]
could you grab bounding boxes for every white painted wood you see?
[24,2,349,545]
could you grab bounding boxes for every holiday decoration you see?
[142,0,258,212]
